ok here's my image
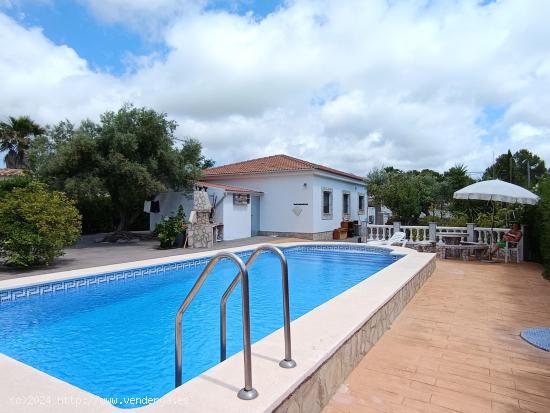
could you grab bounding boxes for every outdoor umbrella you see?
[453,179,540,259]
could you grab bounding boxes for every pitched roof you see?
[202,154,365,181]
[195,181,262,194]
[0,168,25,178]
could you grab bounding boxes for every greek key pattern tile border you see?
[0,245,397,303]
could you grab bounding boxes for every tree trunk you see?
[116,212,128,232]
[116,210,140,231]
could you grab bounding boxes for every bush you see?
[155,206,187,249]
[535,176,550,277]
[0,182,82,267]
[0,174,33,198]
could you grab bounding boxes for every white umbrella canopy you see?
[453,179,540,205]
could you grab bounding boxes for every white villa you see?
[149,154,367,241]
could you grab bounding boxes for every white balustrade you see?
[401,226,429,242]
[365,225,393,241]
[364,224,513,247]
[474,227,508,245]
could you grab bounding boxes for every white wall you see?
[312,173,368,233]
[149,188,251,241]
[149,188,222,231]
[149,191,193,231]
[219,194,251,240]
[204,173,315,234]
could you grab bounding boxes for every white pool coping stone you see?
[0,242,435,413]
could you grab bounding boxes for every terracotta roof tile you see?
[0,168,26,178]
[203,154,364,181]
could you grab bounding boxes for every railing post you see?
[429,222,437,242]
[393,221,401,240]
[361,221,368,242]
[467,223,475,242]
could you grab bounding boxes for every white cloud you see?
[0,13,134,124]
[78,0,204,36]
[1,0,550,174]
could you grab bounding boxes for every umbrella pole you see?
[489,201,495,260]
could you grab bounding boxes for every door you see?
[251,196,260,236]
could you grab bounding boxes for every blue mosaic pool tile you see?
[0,245,398,303]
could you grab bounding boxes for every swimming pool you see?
[0,245,400,409]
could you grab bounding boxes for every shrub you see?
[155,206,187,249]
[535,176,550,277]
[0,174,33,198]
[0,182,82,267]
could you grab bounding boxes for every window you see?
[358,193,365,215]
[322,188,333,219]
[342,191,350,216]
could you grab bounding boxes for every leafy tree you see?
[0,116,45,169]
[0,181,81,267]
[365,167,391,208]
[366,168,427,224]
[513,149,547,188]
[367,164,477,224]
[28,120,75,173]
[41,104,213,231]
[483,149,546,188]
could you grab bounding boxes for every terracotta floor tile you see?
[323,260,549,413]
[517,399,550,413]
[402,398,458,413]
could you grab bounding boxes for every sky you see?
[1,0,549,176]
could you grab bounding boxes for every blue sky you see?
[1,0,283,74]
[1,0,549,173]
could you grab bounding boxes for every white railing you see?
[401,226,429,242]
[363,222,523,260]
[474,227,508,244]
[364,224,393,241]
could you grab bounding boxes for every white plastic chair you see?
[504,242,520,264]
[366,231,407,247]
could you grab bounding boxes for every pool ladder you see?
[174,244,296,400]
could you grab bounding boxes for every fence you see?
[361,222,523,261]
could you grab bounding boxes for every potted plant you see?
[155,206,188,249]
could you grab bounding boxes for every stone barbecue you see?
[188,188,214,248]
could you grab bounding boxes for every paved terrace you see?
[0,235,301,281]
[324,260,550,413]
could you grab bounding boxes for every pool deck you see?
[323,259,550,413]
[0,235,302,281]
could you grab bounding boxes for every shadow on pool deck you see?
[0,234,303,281]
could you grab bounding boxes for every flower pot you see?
[174,230,187,248]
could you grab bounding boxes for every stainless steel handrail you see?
[220,245,296,369]
[174,251,258,400]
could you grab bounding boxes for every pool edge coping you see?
[0,242,432,413]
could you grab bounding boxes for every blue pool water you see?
[0,246,398,408]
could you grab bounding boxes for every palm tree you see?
[0,116,45,169]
